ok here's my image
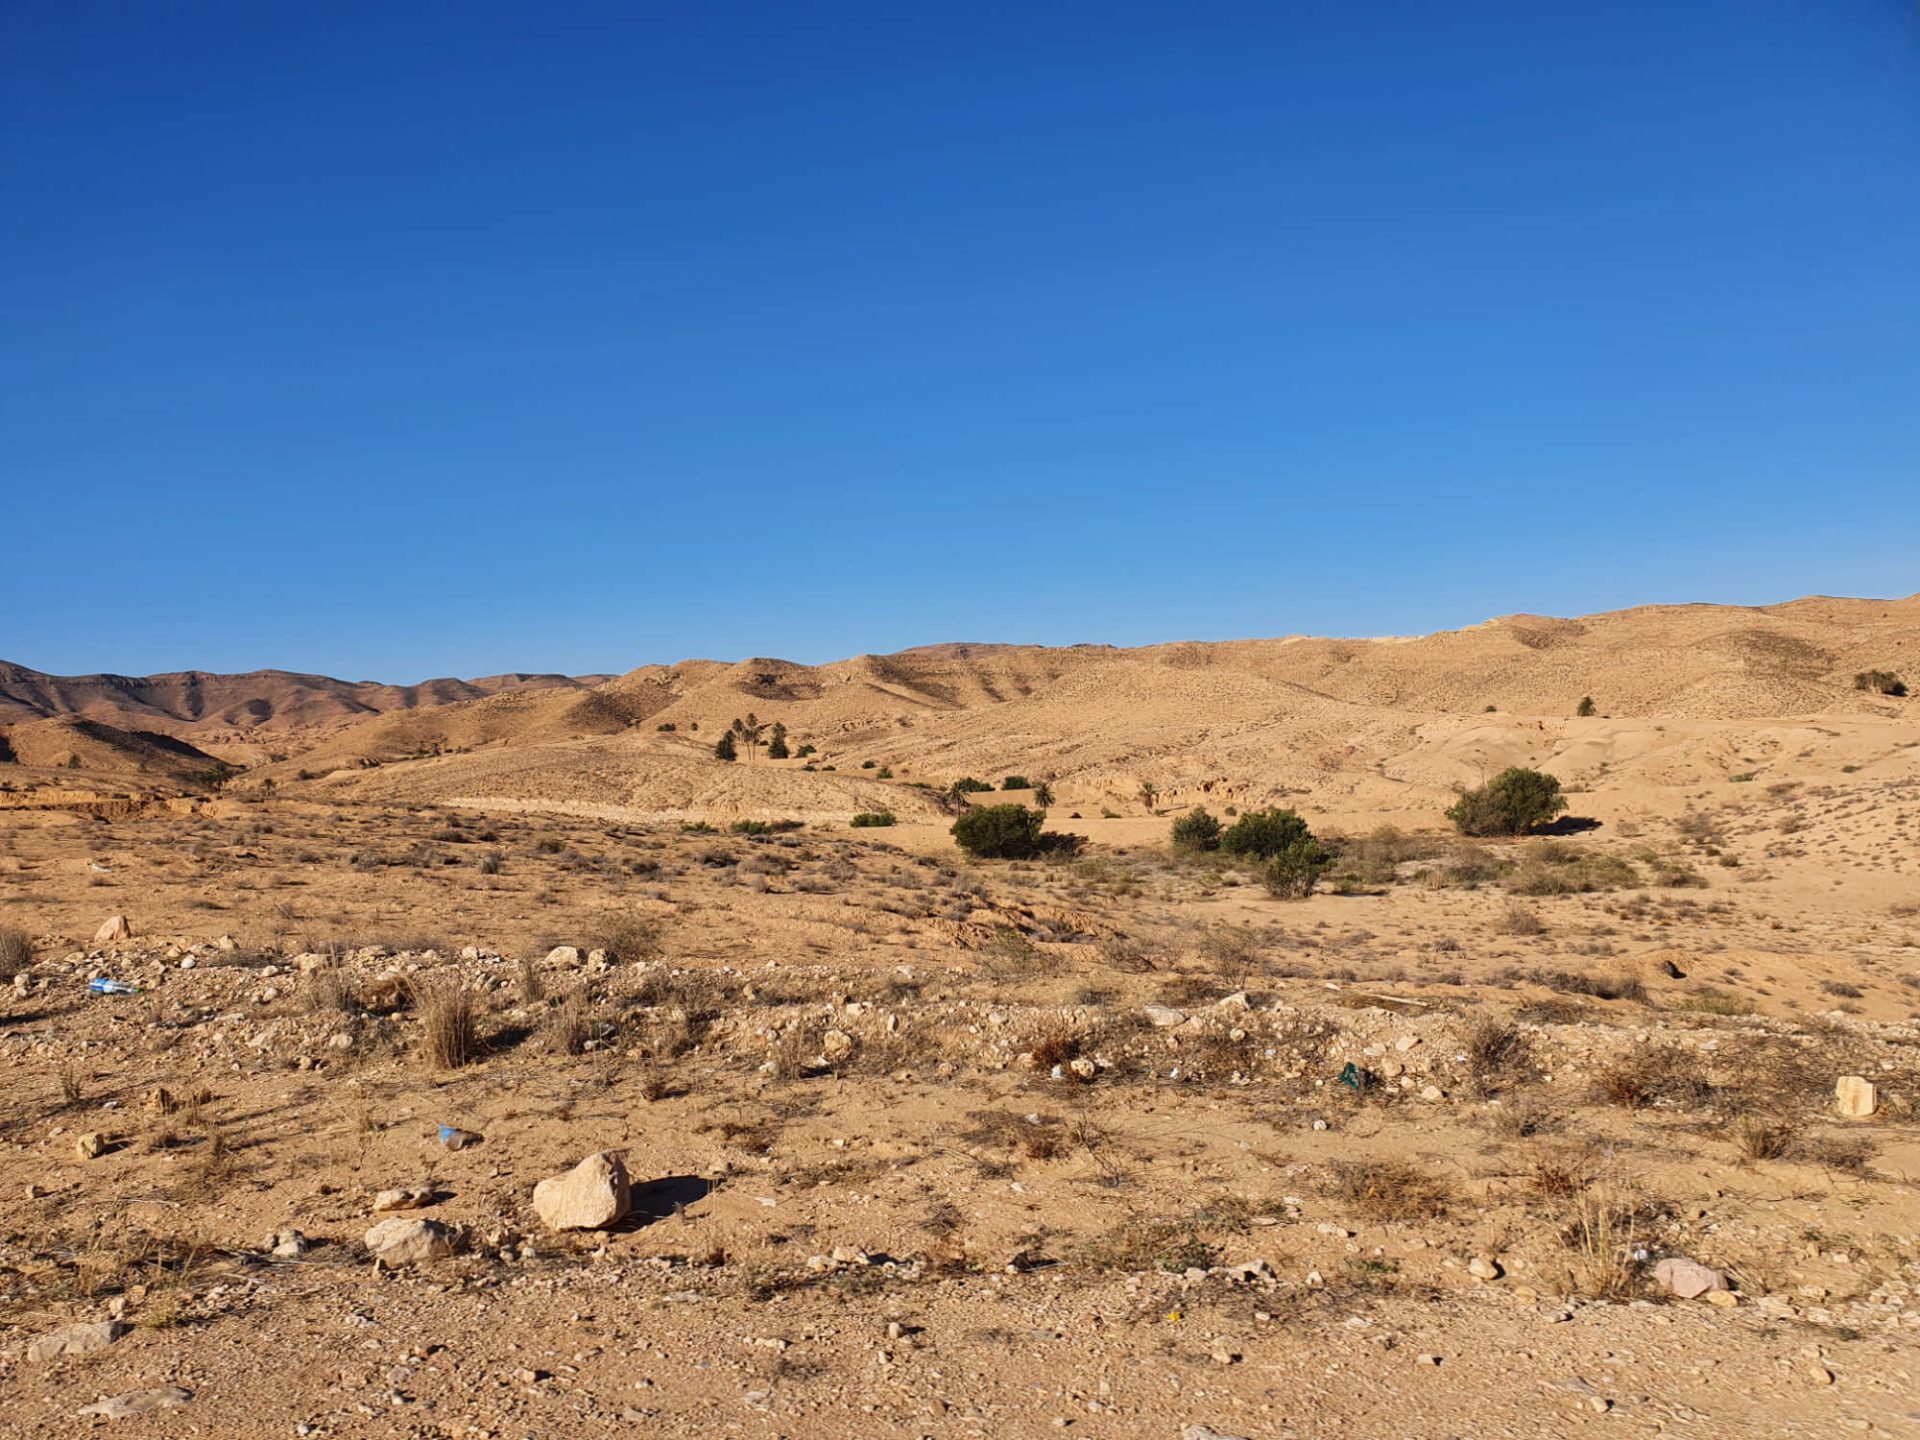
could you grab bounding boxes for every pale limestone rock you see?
[363,1217,455,1266]
[533,1151,631,1231]
[1834,1075,1877,1118]
[27,1321,126,1361]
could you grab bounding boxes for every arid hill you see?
[0,661,610,769]
[241,595,1920,824]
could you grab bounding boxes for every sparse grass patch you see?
[1327,1159,1452,1221]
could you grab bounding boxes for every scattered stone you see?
[1144,1005,1188,1028]
[27,1321,127,1361]
[545,946,581,966]
[1468,1254,1503,1281]
[1834,1076,1877,1119]
[92,915,133,945]
[822,1029,855,1064]
[371,1186,436,1213]
[1653,1257,1728,1300]
[144,1086,176,1114]
[1808,1363,1834,1386]
[1067,1057,1098,1081]
[77,1386,192,1419]
[1182,1426,1250,1440]
[533,1151,631,1231]
[74,1132,109,1160]
[363,1217,455,1267]
[1704,1288,1738,1309]
[268,1229,311,1258]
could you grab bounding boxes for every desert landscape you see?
[2,595,1917,1437]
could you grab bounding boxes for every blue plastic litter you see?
[88,978,140,996]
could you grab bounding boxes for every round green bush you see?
[952,804,1046,859]
[1445,767,1567,836]
[1170,807,1223,853]
[1219,807,1316,859]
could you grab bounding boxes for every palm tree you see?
[1138,779,1159,813]
[729,713,768,763]
[1032,781,1054,810]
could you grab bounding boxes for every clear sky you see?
[3,3,1917,681]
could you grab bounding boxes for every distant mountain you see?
[0,662,610,736]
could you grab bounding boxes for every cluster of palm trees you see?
[713,712,788,763]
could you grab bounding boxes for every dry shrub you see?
[1026,1015,1080,1071]
[0,925,30,980]
[1735,1113,1794,1162]
[980,927,1065,981]
[1078,1214,1222,1274]
[1562,1187,1646,1300]
[543,988,591,1056]
[1328,1159,1452,1221]
[1593,1044,1710,1109]
[416,981,479,1069]
[303,966,360,1014]
[1197,928,1260,988]
[1495,903,1546,937]
[1459,1014,1531,1095]
[1527,1144,1599,1200]
[589,912,665,964]
[1509,852,1638,896]
[1531,968,1647,1003]
[767,1021,823,1080]
[518,953,545,1004]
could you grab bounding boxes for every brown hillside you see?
[238,594,1919,824]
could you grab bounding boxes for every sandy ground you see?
[2,767,1918,1438]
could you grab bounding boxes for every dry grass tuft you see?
[588,912,665,964]
[1593,1045,1711,1109]
[542,988,591,1056]
[1459,1014,1531,1095]
[1562,1186,1645,1300]
[416,981,479,1069]
[303,965,360,1014]
[1495,903,1546,937]
[0,925,30,980]
[1328,1159,1452,1221]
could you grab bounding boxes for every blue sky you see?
[3,2,1917,680]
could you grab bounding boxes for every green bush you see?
[1170,807,1223,853]
[952,804,1045,858]
[795,743,816,758]
[1220,808,1317,860]
[876,766,893,779]
[767,733,791,759]
[1261,841,1333,898]
[1445,767,1567,836]
[731,819,802,835]
[1855,670,1908,697]
[713,731,737,762]
[953,777,993,794]
[850,811,896,828]
[1001,775,1032,791]
[861,759,877,769]
[1259,840,1336,898]
[656,721,677,732]
[951,805,1080,859]
[1576,696,1596,717]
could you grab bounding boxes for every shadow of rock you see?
[617,1174,715,1229]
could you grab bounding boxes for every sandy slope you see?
[206,594,1920,828]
